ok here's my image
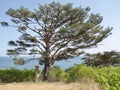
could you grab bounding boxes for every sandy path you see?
[0,82,102,90]
[0,82,75,90]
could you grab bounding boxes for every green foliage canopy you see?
[82,51,120,66]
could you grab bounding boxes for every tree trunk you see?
[43,61,50,81]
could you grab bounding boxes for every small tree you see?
[82,51,120,66]
[1,2,112,81]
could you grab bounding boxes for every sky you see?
[0,0,120,56]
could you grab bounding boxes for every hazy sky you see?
[0,0,120,56]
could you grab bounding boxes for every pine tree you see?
[1,2,112,81]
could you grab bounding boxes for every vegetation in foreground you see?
[0,65,120,90]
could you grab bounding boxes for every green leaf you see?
[1,22,9,26]
[18,26,27,31]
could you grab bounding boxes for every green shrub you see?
[48,66,65,82]
[95,66,120,90]
[66,65,120,90]
[66,65,96,82]
[0,68,34,83]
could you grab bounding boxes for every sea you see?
[0,57,83,70]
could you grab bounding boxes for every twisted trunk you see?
[43,59,50,81]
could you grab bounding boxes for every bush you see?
[94,66,120,90]
[0,68,34,83]
[66,65,120,90]
[48,66,66,82]
[66,65,96,82]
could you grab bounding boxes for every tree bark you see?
[43,60,50,81]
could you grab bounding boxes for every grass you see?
[0,82,102,90]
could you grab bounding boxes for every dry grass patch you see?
[0,82,102,90]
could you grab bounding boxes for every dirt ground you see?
[0,82,102,90]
